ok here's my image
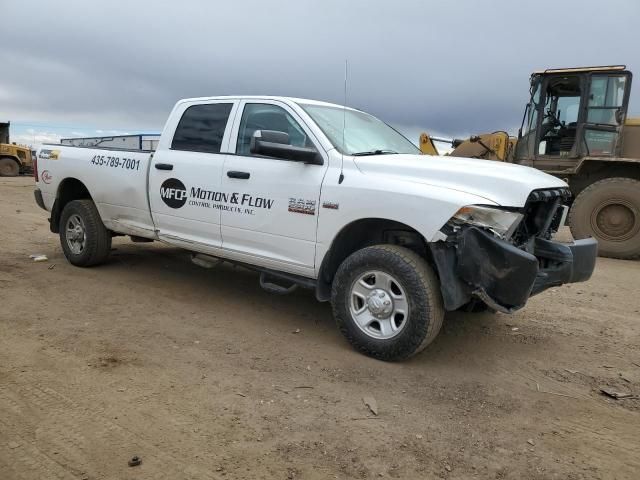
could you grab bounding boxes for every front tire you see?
[331,245,444,361]
[59,199,112,266]
[569,178,640,259]
[0,157,20,177]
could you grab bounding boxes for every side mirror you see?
[254,129,289,145]
[250,130,322,165]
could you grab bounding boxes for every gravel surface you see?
[1,177,639,479]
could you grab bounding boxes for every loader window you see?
[522,82,541,136]
[557,97,579,124]
[537,76,581,157]
[587,75,626,125]
[515,79,541,160]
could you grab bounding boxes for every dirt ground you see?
[0,176,638,480]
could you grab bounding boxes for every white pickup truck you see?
[34,96,597,360]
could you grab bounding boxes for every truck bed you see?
[36,143,157,239]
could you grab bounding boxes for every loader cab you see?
[0,122,9,144]
[516,66,632,170]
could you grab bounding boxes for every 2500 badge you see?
[90,154,141,171]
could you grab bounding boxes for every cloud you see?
[1,0,639,143]
[12,130,61,146]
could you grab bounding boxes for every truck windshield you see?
[299,103,421,156]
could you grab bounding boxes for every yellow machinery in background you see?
[419,131,514,161]
[420,65,640,260]
[0,122,33,176]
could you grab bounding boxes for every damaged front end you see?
[430,188,597,313]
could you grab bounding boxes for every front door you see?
[220,100,328,276]
[534,74,583,171]
[149,100,238,249]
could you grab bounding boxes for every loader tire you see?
[59,199,112,267]
[331,245,444,361]
[0,157,20,177]
[569,177,640,260]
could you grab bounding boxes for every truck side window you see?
[172,103,233,153]
[236,103,312,156]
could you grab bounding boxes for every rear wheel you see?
[331,245,444,361]
[59,200,112,266]
[0,157,19,177]
[569,178,640,259]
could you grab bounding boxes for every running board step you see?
[191,253,222,269]
[259,272,298,295]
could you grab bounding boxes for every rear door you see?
[219,100,328,276]
[149,100,239,249]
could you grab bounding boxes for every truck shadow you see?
[97,240,541,370]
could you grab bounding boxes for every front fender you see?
[315,162,495,275]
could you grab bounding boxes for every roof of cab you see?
[532,65,628,74]
[176,95,353,110]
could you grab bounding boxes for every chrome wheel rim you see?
[349,270,409,339]
[65,214,87,255]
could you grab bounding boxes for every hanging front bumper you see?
[430,227,597,313]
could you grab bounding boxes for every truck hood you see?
[353,154,568,207]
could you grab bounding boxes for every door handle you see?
[155,163,173,170]
[227,171,250,179]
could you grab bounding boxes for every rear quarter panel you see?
[36,145,155,236]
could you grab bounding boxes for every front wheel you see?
[331,245,444,361]
[59,199,112,266]
[569,178,640,259]
[0,157,20,177]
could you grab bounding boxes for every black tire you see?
[59,199,112,267]
[0,157,20,177]
[569,177,640,259]
[331,245,444,361]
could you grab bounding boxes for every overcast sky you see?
[2,0,639,147]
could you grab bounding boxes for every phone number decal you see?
[90,155,141,171]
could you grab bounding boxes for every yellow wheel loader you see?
[0,122,33,177]
[420,65,640,259]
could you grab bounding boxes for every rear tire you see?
[331,245,444,361]
[59,200,112,266]
[569,178,640,259]
[0,157,20,177]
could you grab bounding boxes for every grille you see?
[512,188,571,246]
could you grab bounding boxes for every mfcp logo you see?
[160,178,187,208]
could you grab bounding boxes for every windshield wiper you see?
[351,149,398,156]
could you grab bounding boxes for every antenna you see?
[339,60,347,184]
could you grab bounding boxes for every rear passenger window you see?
[171,103,233,153]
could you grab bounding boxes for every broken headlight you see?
[451,205,524,239]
